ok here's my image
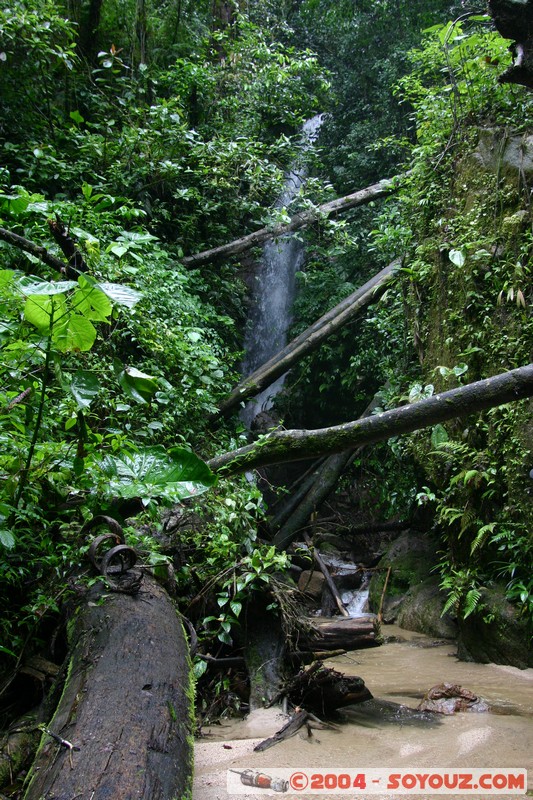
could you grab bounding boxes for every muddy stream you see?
[193,626,533,799]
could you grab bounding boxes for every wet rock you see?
[418,683,489,715]
[298,570,325,599]
[396,579,456,639]
[457,587,533,669]
[473,127,533,183]
[368,532,451,636]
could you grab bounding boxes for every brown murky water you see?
[193,626,533,799]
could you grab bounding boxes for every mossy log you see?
[217,260,400,418]
[208,364,533,475]
[182,178,397,269]
[23,575,193,800]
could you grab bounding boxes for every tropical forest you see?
[0,0,532,797]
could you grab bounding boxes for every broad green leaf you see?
[24,294,66,333]
[0,529,15,549]
[109,244,129,258]
[72,277,113,322]
[70,109,84,124]
[53,314,97,352]
[68,370,101,408]
[431,424,449,449]
[230,600,242,617]
[193,659,208,679]
[116,364,158,404]
[97,282,142,308]
[120,230,158,244]
[449,249,465,268]
[17,276,77,295]
[0,269,15,289]
[99,445,217,502]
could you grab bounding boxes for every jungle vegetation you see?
[0,0,531,732]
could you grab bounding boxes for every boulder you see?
[457,587,533,669]
[396,579,456,639]
[298,569,325,599]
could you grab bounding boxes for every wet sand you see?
[193,627,533,799]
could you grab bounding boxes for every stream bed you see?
[193,626,533,799]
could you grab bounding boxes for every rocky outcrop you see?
[368,532,456,638]
[457,587,533,669]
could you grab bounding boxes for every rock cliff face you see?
[369,124,533,668]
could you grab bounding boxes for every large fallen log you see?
[303,615,380,651]
[273,391,384,549]
[217,259,400,417]
[23,575,193,800]
[182,178,397,268]
[208,364,533,475]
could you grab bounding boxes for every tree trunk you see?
[302,616,380,651]
[182,179,397,268]
[244,597,286,710]
[273,452,354,550]
[217,259,400,417]
[23,576,193,800]
[208,364,533,475]
[0,226,70,274]
[272,391,383,549]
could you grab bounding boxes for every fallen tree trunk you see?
[217,259,400,417]
[303,616,380,651]
[208,364,533,475]
[274,451,354,550]
[182,178,397,268]
[23,576,193,800]
[287,661,373,715]
[0,226,70,274]
[273,391,383,549]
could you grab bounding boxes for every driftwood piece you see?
[253,710,311,752]
[418,683,489,715]
[183,178,397,268]
[208,364,533,475]
[253,709,336,752]
[302,615,380,651]
[289,649,347,665]
[23,575,193,800]
[217,260,400,418]
[287,661,372,716]
[302,532,349,617]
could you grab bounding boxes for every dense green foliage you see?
[0,0,328,662]
[0,0,531,717]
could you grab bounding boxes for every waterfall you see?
[241,115,322,428]
[341,572,372,618]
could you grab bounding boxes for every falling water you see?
[342,571,371,618]
[241,115,323,428]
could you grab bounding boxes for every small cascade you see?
[241,115,322,428]
[341,572,371,618]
